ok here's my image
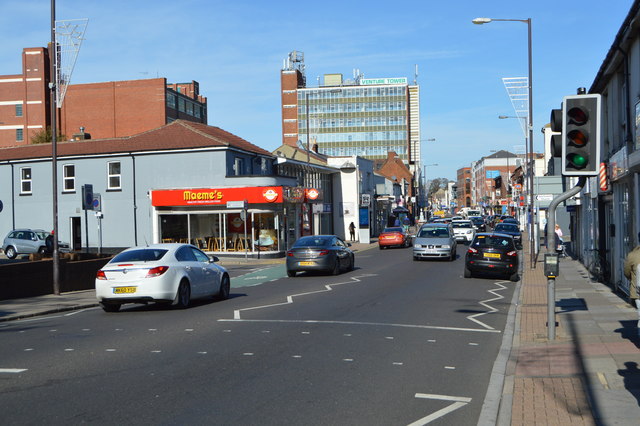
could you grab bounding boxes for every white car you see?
[95,243,230,312]
[451,220,475,244]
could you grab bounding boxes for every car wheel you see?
[464,266,472,278]
[4,246,16,259]
[509,272,519,282]
[38,247,47,254]
[379,245,383,250]
[450,250,456,261]
[100,302,121,313]
[175,280,191,308]
[332,259,341,275]
[217,274,230,300]
[349,255,355,271]
[287,270,296,277]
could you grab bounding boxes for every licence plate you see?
[113,287,137,294]
[299,261,316,266]
[484,253,501,259]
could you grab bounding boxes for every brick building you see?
[455,167,472,209]
[0,47,207,147]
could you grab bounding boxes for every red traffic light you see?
[567,107,588,125]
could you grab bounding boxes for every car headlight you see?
[414,244,422,248]
[466,230,473,234]
[441,245,451,249]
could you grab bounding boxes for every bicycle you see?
[585,248,609,283]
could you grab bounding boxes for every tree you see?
[428,178,449,197]
[30,127,67,144]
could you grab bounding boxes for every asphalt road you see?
[0,244,518,425]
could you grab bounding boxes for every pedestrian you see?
[623,233,640,311]
[555,224,564,253]
[348,222,356,242]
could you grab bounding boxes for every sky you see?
[0,0,634,181]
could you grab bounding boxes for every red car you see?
[378,227,411,249]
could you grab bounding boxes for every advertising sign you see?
[151,187,283,206]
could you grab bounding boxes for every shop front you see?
[151,186,288,256]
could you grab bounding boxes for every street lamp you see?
[474,16,535,269]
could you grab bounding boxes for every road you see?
[0,244,518,425]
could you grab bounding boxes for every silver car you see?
[413,224,457,261]
[2,229,50,259]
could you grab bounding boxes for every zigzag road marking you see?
[230,273,378,320]
[466,281,508,330]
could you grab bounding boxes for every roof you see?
[0,120,272,161]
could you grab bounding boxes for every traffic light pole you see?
[545,176,586,340]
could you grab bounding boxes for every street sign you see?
[226,200,247,209]
[92,193,102,211]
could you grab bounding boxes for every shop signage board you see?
[151,187,283,207]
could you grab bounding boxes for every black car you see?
[464,233,519,281]
[493,223,522,249]
[469,216,486,232]
[286,235,355,277]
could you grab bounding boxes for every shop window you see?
[63,164,75,192]
[16,128,23,142]
[15,104,23,117]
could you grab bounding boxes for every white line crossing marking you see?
[231,273,379,319]
[218,319,500,333]
[0,368,28,373]
[466,281,508,330]
[409,394,472,425]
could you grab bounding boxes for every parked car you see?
[451,220,475,244]
[95,243,230,312]
[286,235,354,277]
[469,216,486,232]
[413,223,457,261]
[502,218,519,226]
[378,227,412,249]
[464,233,519,281]
[493,223,523,249]
[2,229,69,259]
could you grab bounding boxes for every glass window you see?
[111,249,168,263]
[20,167,32,194]
[107,161,121,190]
[16,128,23,142]
[15,104,23,117]
[63,164,75,192]
[234,158,245,176]
[175,246,197,262]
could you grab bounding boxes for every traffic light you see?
[549,107,563,157]
[561,94,601,176]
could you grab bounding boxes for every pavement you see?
[2,235,640,425]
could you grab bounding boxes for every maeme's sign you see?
[151,187,283,206]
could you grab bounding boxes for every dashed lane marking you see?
[0,368,27,373]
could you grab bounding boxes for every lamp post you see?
[474,16,535,268]
[423,163,438,212]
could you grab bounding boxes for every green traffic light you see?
[567,153,588,168]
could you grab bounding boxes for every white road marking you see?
[385,336,394,340]
[64,348,74,352]
[466,281,508,330]
[49,329,57,332]
[243,276,268,281]
[82,329,91,331]
[468,342,479,346]
[409,394,472,426]
[223,330,232,333]
[444,366,456,370]
[185,329,194,332]
[428,339,436,343]
[219,319,500,333]
[24,348,34,352]
[243,353,254,356]
[301,331,310,334]
[151,350,162,353]
[148,329,157,331]
[343,359,354,362]
[262,330,271,333]
[393,362,403,366]
[231,273,378,319]
[106,349,116,352]
[344,334,352,337]
[292,355,302,358]
[197,352,207,355]
[0,368,27,373]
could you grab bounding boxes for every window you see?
[63,164,75,192]
[16,128,23,142]
[107,161,121,190]
[20,167,32,194]
[234,158,245,176]
[15,104,23,117]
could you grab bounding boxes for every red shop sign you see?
[151,186,283,206]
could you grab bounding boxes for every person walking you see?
[623,233,640,310]
[348,222,356,242]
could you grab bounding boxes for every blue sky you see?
[0,0,633,180]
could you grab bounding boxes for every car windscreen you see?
[471,218,483,224]
[111,249,169,263]
[383,227,403,233]
[451,222,472,228]
[472,235,514,249]
[418,227,449,238]
[35,231,49,240]
[495,224,519,232]
[293,236,330,248]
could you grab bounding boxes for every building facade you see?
[0,47,207,147]
[280,51,421,164]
